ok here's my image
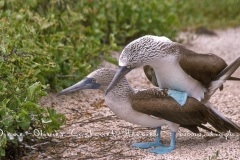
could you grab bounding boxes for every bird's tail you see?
[218,56,240,80]
[204,56,240,102]
[206,103,240,133]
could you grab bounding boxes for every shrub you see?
[0,2,65,158]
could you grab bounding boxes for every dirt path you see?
[29,27,240,160]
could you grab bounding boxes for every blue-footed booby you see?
[106,35,240,104]
[57,68,240,154]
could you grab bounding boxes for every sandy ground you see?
[24,27,240,160]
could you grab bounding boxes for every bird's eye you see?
[127,65,131,69]
[92,79,96,83]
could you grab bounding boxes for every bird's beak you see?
[57,77,101,96]
[105,66,132,95]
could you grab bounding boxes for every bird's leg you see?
[149,131,176,154]
[132,127,163,149]
[167,89,188,106]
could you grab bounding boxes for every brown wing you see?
[176,43,227,87]
[143,65,158,87]
[131,88,240,133]
[132,88,208,126]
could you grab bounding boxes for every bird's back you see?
[177,44,227,87]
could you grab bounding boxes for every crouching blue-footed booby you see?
[106,35,240,105]
[57,68,240,154]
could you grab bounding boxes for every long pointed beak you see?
[105,66,132,95]
[57,77,100,96]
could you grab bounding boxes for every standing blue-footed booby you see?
[57,68,240,154]
[106,35,240,104]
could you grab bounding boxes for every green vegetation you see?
[0,0,240,158]
[178,0,240,29]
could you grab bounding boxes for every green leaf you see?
[0,1,5,8]
[18,121,30,130]
[1,99,10,108]
[0,147,5,157]
[1,115,13,128]
[27,82,41,100]
[0,133,7,150]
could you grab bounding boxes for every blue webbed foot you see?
[149,145,174,154]
[132,141,162,149]
[167,89,188,106]
[149,132,176,154]
[132,127,162,149]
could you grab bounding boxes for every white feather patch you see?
[149,35,172,43]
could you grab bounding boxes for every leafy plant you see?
[0,4,65,158]
[177,0,240,29]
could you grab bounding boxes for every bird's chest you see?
[153,62,200,91]
[105,97,132,118]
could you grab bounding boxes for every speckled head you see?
[105,35,172,95]
[119,35,172,67]
[86,68,117,90]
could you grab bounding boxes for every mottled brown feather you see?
[131,88,240,133]
[143,65,159,87]
[177,44,227,87]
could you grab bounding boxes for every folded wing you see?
[131,88,240,133]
